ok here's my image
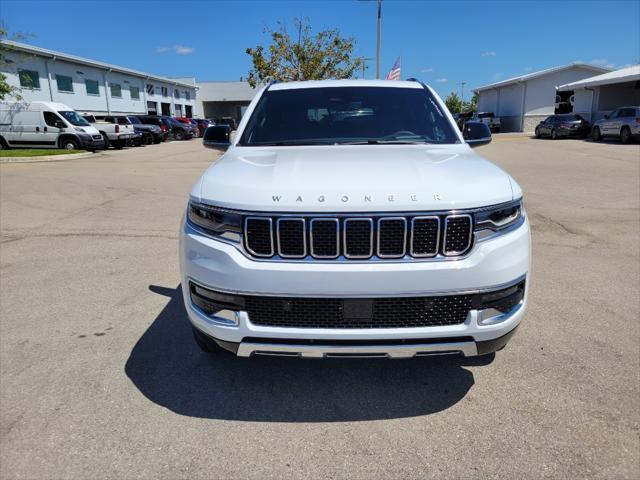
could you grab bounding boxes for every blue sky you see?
[2,0,639,98]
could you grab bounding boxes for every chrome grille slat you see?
[243,213,473,260]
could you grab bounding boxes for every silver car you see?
[592,106,640,144]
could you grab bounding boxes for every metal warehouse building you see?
[196,81,257,120]
[474,63,609,132]
[1,40,197,117]
[557,64,640,122]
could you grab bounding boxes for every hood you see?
[196,144,515,212]
[81,125,101,136]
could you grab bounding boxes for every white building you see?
[196,81,257,120]
[557,64,640,122]
[474,63,610,132]
[1,40,197,117]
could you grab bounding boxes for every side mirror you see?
[203,125,231,151]
[603,114,609,119]
[463,121,492,147]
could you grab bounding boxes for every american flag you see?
[386,57,401,80]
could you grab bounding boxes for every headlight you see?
[474,199,523,232]
[187,201,242,239]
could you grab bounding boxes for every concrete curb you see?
[0,151,100,164]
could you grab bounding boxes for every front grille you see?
[244,294,473,328]
[243,213,473,260]
[92,135,102,140]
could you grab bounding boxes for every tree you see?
[0,25,32,100]
[246,18,364,87]
[444,92,462,114]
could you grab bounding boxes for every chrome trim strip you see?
[309,218,340,259]
[243,217,274,257]
[276,218,306,259]
[377,217,407,259]
[443,214,473,257]
[186,274,527,299]
[343,218,374,259]
[237,341,478,358]
[410,216,440,258]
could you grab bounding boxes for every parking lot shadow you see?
[125,285,489,422]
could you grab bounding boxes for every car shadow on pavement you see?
[125,285,493,422]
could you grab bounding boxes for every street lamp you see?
[457,81,466,111]
[359,0,382,79]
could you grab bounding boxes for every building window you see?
[185,90,191,101]
[146,84,154,95]
[110,83,122,98]
[130,86,140,100]
[175,104,183,116]
[85,79,99,95]
[56,75,74,93]
[18,69,40,89]
[161,86,168,97]
[174,89,180,99]
[147,101,158,115]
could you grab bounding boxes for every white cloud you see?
[590,58,614,68]
[523,66,533,72]
[156,45,195,55]
[435,78,448,83]
[421,67,434,73]
[481,51,496,57]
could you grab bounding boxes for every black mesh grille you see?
[344,220,372,258]
[310,220,338,257]
[444,216,472,254]
[277,219,305,257]
[411,218,439,256]
[245,218,273,256]
[245,294,473,328]
[378,219,406,257]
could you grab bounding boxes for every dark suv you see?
[136,115,193,141]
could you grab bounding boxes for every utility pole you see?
[376,0,382,79]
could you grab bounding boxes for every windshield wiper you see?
[336,139,432,145]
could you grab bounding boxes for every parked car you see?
[470,112,501,133]
[163,116,194,140]
[174,117,200,137]
[183,79,529,359]
[104,115,163,145]
[193,118,211,136]
[211,116,238,130]
[82,114,134,149]
[534,114,591,139]
[134,115,170,141]
[0,101,104,150]
[592,106,640,144]
[453,111,473,131]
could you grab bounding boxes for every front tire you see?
[101,133,110,149]
[620,126,631,144]
[534,127,540,138]
[592,126,602,142]
[60,138,79,150]
[174,130,185,141]
[551,128,557,140]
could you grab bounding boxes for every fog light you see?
[189,282,244,326]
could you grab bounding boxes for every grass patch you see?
[0,149,86,158]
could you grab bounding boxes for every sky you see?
[1,0,639,98]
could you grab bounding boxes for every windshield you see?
[128,116,141,124]
[239,86,459,146]
[59,111,90,126]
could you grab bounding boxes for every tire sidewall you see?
[60,138,79,150]
[551,129,557,140]
[620,127,630,144]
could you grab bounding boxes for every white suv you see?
[180,80,530,359]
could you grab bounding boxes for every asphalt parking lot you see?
[1,136,639,479]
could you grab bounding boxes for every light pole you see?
[458,81,466,111]
[376,0,382,79]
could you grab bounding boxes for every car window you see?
[620,108,635,118]
[544,116,553,123]
[240,86,459,146]
[117,118,130,125]
[128,116,141,125]
[43,111,63,127]
[608,110,619,119]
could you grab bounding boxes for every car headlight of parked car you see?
[474,199,524,234]
[187,201,242,239]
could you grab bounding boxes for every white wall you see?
[477,89,498,114]
[2,50,197,116]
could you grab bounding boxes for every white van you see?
[0,101,105,150]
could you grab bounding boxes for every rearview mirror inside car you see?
[203,125,231,152]
[463,121,492,148]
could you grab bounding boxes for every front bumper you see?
[77,134,105,150]
[180,215,530,355]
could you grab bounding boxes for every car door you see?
[42,111,65,147]
[542,116,554,135]
[601,109,619,135]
